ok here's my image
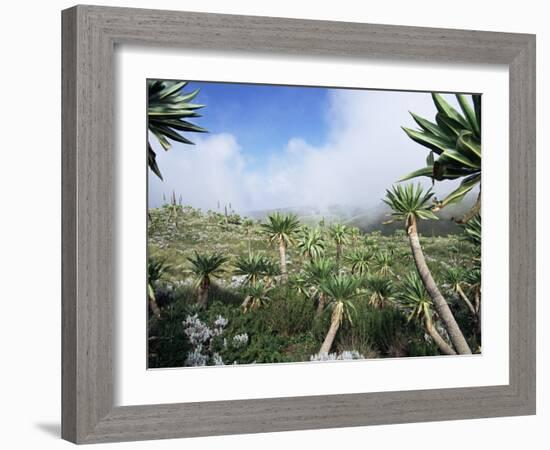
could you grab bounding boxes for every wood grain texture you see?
[61,5,536,444]
[61,7,77,443]
[62,5,114,443]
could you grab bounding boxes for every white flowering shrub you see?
[182,314,213,346]
[182,314,229,366]
[212,352,224,366]
[213,315,228,334]
[185,345,209,366]
[232,333,249,348]
[310,350,365,361]
[181,314,253,366]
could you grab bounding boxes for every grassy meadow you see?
[147,203,481,368]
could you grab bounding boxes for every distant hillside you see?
[244,198,475,236]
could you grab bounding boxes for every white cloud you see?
[149,90,463,213]
[149,133,248,210]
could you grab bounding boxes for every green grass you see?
[148,205,480,368]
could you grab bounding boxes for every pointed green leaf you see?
[432,93,471,131]
[456,131,481,160]
[148,107,204,118]
[426,151,435,166]
[155,124,196,145]
[157,81,186,100]
[439,174,480,208]
[417,210,439,221]
[150,128,171,150]
[150,118,207,133]
[456,94,481,138]
[174,88,201,104]
[435,112,463,138]
[402,127,449,154]
[473,94,482,131]
[440,149,479,169]
[399,166,434,182]
[410,112,454,143]
[148,144,163,180]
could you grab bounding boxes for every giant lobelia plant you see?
[147,80,207,180]
[384,183,472,354]
[401,93,481,221]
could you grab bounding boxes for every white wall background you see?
[0,1,546,448]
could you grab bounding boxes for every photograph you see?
[146,79,482,368]
[2,1,542,446]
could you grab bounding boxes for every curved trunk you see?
[148,284,161,318]
[316,292,326,316]
[407,217,472,354]
[474,289,480,314]
[474,288,481,339]
[425,317,456,355]
[319,305,343,354]
[278,239,288,281]
[197,279,210,308]
[241,295,252,312]
[456,284,476,316]
[319,315,340,354]
[148,296,161,318]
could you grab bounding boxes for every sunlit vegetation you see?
[146,88,482,368]
[147,202,481,367]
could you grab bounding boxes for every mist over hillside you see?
[244,196,475,236]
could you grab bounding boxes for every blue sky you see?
[148,82,466,213]
[180,81,330,171]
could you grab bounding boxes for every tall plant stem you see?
[316,293,326,316]
[197,279,210,308]
[457,284,476,316]
[149,296,161,318]
[407,217,472,354]
[425,317,456,355]
[319,313,340,354]
[241,295,252,311]
[278,239,288,282]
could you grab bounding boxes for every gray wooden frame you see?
[62,4,536,444]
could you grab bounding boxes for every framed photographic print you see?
[62,5,536,444]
